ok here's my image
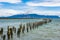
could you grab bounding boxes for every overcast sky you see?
[0,0,60,17]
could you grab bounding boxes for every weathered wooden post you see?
[3,35,6,40]
[22,25,25,33]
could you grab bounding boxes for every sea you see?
[0,18,60,40]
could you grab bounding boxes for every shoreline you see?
[0,18,59,19]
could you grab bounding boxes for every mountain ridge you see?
[0,14,60,18]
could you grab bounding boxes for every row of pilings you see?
[0,19,52,40]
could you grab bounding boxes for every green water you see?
[0,18,60,40]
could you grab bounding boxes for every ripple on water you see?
[0,19,60,40]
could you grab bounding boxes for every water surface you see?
[0,18,60,40]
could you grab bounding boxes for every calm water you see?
[0,18,60,40]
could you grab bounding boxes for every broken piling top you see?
[43,18,52,22]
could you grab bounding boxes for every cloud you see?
[0,9,27,17]
[26,0,60,7]
[26,2,60,7]
[27,2,60,7]
[0,0,21,3]
[29,9,60,16]
[0,0,60,17]
[0,8,60,17]
[46,0,60,2]
[25,0,60,16]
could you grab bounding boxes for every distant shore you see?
[0,18,42,19]
[0,18,59,19]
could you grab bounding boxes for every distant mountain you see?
[0,14,60,18]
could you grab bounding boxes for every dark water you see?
[0,18,60,40]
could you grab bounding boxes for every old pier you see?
[0,18,52,40]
